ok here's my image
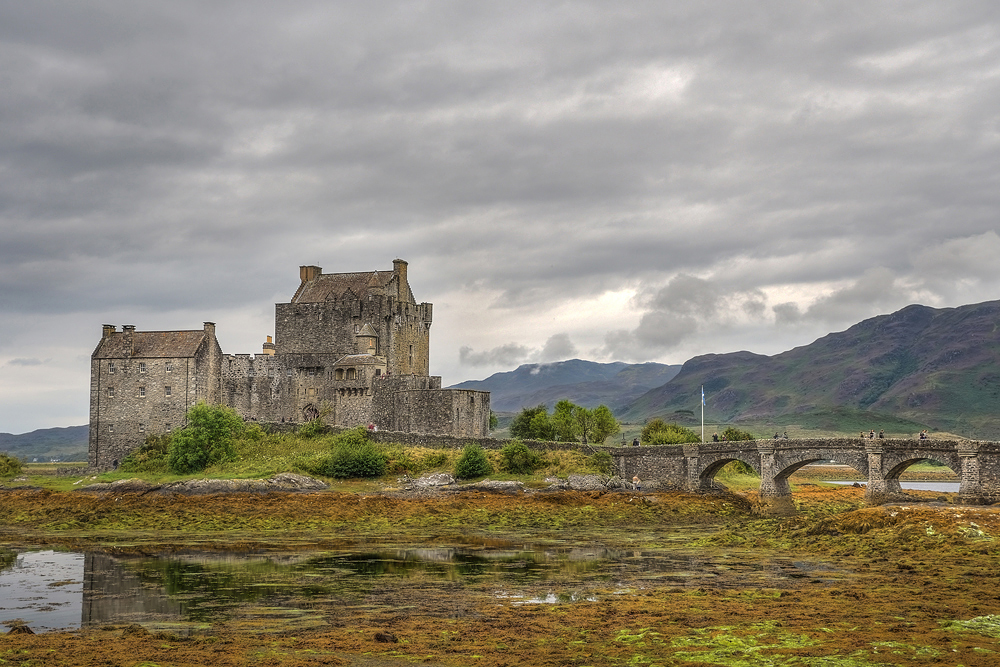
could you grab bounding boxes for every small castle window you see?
[165,385,172,397]
[138,386,146,398]
[308,387,316,397]
[165,423,172,431]
[165,362,173,372]
[335,369,344,380]
[107,424,114,433]
[286,368,292,377]
[308,368,316,376]
[138,362,146,373]
[139,423,145,433]
[355,324,360,333]
[375,369,381,377]
[346,368,356,380]
[106,387,115,398]
[108,362,115,373]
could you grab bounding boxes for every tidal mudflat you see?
[2,480,999,666]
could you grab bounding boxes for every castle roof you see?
[334,354,387,366]
[356,323,378,337]
[93,331,206,359]
[292,271,395,303]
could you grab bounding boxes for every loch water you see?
[1,540,854,633]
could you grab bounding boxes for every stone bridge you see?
[612,438,1000,514]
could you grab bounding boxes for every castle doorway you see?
[303,404,319,421]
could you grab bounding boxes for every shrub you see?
[421,451,449,470]
[321,442,387,479]
[641,418,700,445]
[454,444,493,479]
[589,450,614,476]
[167,403,246,474]
[500,439,543,474]
[0,452,23,478]
[120,434,172,473]
[330,425,369,448]
[297,417,329,439]
[721,426,755,441]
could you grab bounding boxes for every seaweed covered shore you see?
[2,480,1000,666]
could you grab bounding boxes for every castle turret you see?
[393,259,407,301]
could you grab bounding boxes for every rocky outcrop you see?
[77,473,328,495]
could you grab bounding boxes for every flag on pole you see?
[701,386,705,406]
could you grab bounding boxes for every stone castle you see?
[88,259,491,469]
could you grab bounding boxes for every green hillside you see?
[620,301,1000,439]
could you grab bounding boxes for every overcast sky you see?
[2,2,999,434]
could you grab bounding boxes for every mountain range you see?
[449,359,681,412]
[620,300,1000,438]
[0,425,89,462]
[452,300,1000,439]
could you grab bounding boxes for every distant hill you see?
[449,359,681,412]
[0,425,89,462]
[620,300,1000,439]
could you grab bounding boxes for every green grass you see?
[9,431,610,490]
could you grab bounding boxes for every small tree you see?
[641,418,700,445]
[454,444,493,479]
[167,403,245,474]
[573,405,595,444]
[0,453,22,478]
[489,411,499,431]
[510,405,552,440]
[552,400,578,442]
[590,405,619,445]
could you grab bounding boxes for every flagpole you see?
[701,385,705,443]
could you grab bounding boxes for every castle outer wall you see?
[88,260,489,469]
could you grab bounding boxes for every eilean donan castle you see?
[88,260,490,469]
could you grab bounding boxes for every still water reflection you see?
[1,544,852,632]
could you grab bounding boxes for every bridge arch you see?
[695,450,761,492]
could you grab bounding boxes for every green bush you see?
[321,442,387,478]
[0,452,23,478]
[421,451,449,469]
[120,434,172,473]
[385,445,421,475]
[167,403,246,474]
[454,444,493,479]
[721,426,756,441]
[641,418,701,445]
[297,417,329,438]
[500,439,543,474]
[589,450,613,476]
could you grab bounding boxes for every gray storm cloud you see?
[2,2,1000,431]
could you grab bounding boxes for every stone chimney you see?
[203,322,216,338]
[300,265,322,282]
[262,335,276,356]
[122,325,136,357]
[393,259,407,300]
[102,324,116,338]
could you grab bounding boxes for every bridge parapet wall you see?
[624,438,1000,511]
[612,446,689,489]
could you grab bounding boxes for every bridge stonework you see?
[612,438,1000,515]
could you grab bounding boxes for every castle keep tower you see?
[89,260,490,469]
